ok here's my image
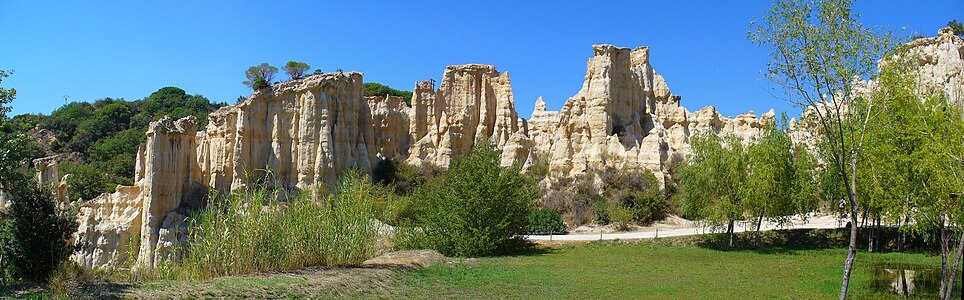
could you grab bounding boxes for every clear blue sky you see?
[3,1,961,119]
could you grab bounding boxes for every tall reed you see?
[170,171,379,279]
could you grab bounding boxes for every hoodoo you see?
[69,43,856,269]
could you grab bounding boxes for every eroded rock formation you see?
[530,45,772,186]
[74,30,964,269]
[406,65,530,168]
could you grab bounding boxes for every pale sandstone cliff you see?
[530,45,772,187]
[789,27,964,150]
[72,29,964,269]
[74,72,378,268]
[407,65,529,168]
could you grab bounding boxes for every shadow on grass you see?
[689,227,939,255]
[497,238,555,257]
[1,280,132,300]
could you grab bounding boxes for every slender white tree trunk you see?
[839,155,860,300]
[942,230,964,300]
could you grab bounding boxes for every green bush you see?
[60,162,113,201]
[252,77,270,91]
[0,183,78,283]
[593,196,611,224]
[527,208,567,235]
[399,143,537,257]
[625,189,667,225]
[171,172,378,279]
[372,158,419,195]
[609,206,635,231]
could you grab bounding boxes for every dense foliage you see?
[856,56,964,299]
[676,130,816,249]
[1,87,225,199]
[399,143,537,257]
[527,208,567,235]
[363,82,413,105]
[0,185,78,283]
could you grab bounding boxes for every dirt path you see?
[527,214,846,242]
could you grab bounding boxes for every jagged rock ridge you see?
[68,28,963,269]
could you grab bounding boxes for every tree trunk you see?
[867,213,874,253]
[725,220,735,251]
[942,230,964,300]
[756,212,764,232]
[900,269,909,296]
[939,218,949,299]
[838,155,860,300]
[897,216,905,252]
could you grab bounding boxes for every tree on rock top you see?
[284,61,310,80]
[243,63,278,91]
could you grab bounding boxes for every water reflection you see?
[870,262,960,298]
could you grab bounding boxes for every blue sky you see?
[2,1,961,119]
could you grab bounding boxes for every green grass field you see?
[113,231,961,299]
[394,241,956,299]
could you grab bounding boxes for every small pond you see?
[869,262,961,298]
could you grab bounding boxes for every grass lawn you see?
[395,240,957,299]
[112,231,961,299]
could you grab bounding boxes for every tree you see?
[749,0,894,297]
[242,63,278,90]
[312,69,323,75]
[283,61,310,80]
[949,20,964,37]
[0,184,78,283]
[676,134,748,250]
[744,119,819,231]
[405,143,537,257]
[0,69,30,191]
[859,57,964,300]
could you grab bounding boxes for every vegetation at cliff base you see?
[160,172,380,280]
[397,143,538,257]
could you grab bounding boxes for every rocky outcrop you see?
[72,185,142,269]
[197,72,374,192]
[532,45,773,186]
[788,27,964,152]
[407,65,530,168]
[32,153,82,203]
[902,27,963,106]
[73,72,378,269]
[367,95,411,160]
[136,116,205,268]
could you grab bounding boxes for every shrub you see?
[592,196,611,225]
[625,189,667,225]
[399,143,537,257]
[527,208,567,235]
[171,172,378,279]
[0,183,78,283]
[372,158,425,195]
[609,206,635,231]
[252,77,270,91]
[363,82,414,105]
